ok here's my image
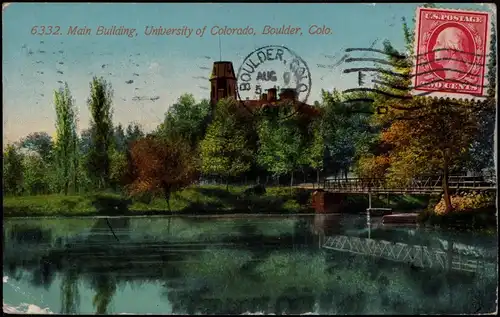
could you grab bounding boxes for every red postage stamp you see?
[412,7,492,100]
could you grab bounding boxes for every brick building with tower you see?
[209,61,320,117]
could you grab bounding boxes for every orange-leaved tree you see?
[355,154,391,179]
[126,136,199,211]
[381,98,479,212]
[364,18,483,213]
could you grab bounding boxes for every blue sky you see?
[2,2,496,143]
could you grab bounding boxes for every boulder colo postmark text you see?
[236,45,312,103]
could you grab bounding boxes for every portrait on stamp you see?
[433,26,473,80]
[412,7,492,99]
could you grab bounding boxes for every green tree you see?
[87,76,114,190]
[79,128,93,155]
[125,122,144,144]
[54,83,79,195]
[20,132,53,162]
[320,89,374,179]
[109,147,127,189]
[108,125,128,190]
[200,98,254,190]
[18,132,56,195]
[22,153,50,195]
[76,128,94,193]
[463,25,496,174]
[306,118,325,183]
[113,124,127,152]
[3,144,24,195]
[71,131,79,193]
[156,94,211,147]
[256,103,309,187]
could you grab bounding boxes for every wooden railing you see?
[297,175,496,193]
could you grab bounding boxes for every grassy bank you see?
[4,184,432,218]
[3,185,310,218]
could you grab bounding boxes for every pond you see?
[3,214,498,314]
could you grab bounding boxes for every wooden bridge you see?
[296,175,496,194]
[322,235,497,276]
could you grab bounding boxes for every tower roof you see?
[210,61,236,81]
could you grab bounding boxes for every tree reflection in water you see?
[2,216,498,314]
[60,268,80,314]
[91,274,117,315]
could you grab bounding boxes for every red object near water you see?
[382,213,418,224]
[311,190,343,213]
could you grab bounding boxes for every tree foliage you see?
[464,22,496,174]
[125,122,144,144]
[20,132,53,162]
[3,144,24,195]
[355,154,390,179]
[17,132,55,195]
[305,118,325,182]
[383,98,478,188]
[113,124,127,152]
[320,89,374,179]
[256,103,310,186]
[109,147,128,189]
[54,83,79,195]
[157,93,211,147]
[22,153,51,195]
[87,76,114,189]
[360,17,494,212]
[127,136,199,210]
[200,98,254,187]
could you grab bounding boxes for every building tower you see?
[209,61,237,106]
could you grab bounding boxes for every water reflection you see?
[3,215,498,314]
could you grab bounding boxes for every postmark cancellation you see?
[412,7,493,100]
[236,45,312,103]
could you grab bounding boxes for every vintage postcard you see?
[2,2,497,315]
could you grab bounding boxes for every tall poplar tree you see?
[87,76,114,190]
[54,83,79,195]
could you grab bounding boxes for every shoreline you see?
[3,211,323,220]
[4,210,496,233]
[3,189,495,231]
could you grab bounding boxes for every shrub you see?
[434,192,495,215]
